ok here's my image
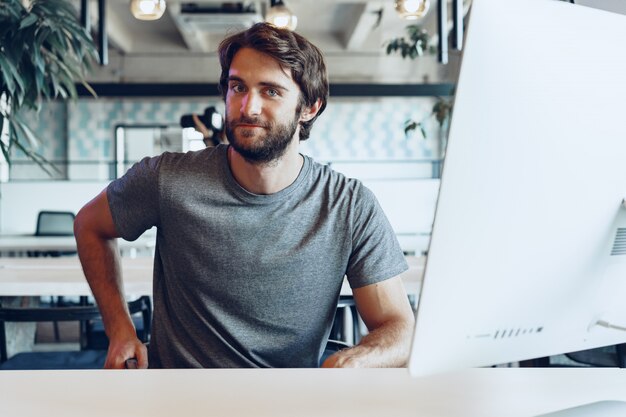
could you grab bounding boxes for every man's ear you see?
[299,99,322,122]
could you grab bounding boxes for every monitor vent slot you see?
[610,228,626,256]
[492,326,543,339]
[469,326,543,340]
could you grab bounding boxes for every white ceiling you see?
[78,0,626,84]
[80,0,463,84]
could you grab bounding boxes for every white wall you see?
[333,162,441,254]
[364,179,439,236]
[0,178,440,254]
[364,179,439,255]
[0,181,109,235]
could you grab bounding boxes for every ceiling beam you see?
[168,3,232,52]
[98,0,107,65]
[90,0,134,53]
[340,2,384,51]
[76,82,455,97]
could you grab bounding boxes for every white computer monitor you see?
[409,0,626,377]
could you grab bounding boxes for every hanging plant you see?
[0,0,98,172]
[404,96,453,138]
[385,24,436,60]
[385,25,452,142]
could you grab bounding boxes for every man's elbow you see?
[73,206,85,239]
[74,190,119,242]
[74,204,98,241]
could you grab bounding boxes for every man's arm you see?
[74,189,148,369]
[321,275,415,368]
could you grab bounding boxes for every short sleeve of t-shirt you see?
[345,183,409,289]
[107,155,162,241]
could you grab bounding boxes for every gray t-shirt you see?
[107,144,408,368]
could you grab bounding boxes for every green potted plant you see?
[0,0,97,172]
[385,24,435,59]
[386,24,453,150]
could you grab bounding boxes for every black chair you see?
[35,211,76,237]
[0,296,151,370]
[521,344,626,368]
[31,210,78,339]
[83,313,150,350]
[565,345,626,367]
[330,295,361,345]
[31,210,76,257]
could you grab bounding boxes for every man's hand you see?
[104,332,148,369]
[322,275,415,368]
[320,348,362,368]
[192,114,211,138]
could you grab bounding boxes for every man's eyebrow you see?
[227,76,289,92]
[258,81,289,92]
[227,75,245,84]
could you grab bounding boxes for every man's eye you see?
[231,84,245,93]
[266,88,279,97]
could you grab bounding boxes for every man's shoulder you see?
[306,156,361,187]
[305,156,373,201]
[162,145,224,163]
[156,145,226,172]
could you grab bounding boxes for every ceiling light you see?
[265,0,297,31]
[130,0,166,21]
[395,0,430,20]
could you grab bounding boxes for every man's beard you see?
[225,113,299,165]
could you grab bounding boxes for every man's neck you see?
[227,142,304,195]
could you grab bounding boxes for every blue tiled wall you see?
[302,98,440,161]
[14,96,445,179]
[11,102,68,179]
[14,102,67,161]
[67,99,216,162]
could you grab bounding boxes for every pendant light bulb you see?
[395,0,430,20]
[266,0,298,31]
[130,0,166,21]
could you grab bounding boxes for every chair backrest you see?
[35,211,75,236]
[0,296,151,363]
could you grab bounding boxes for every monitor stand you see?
[536,400,626,417]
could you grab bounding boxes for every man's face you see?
[224,47,304,164]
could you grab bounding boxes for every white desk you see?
[0,368,625,417]
[0,256,424,298]
[0,257,153,296]
[0,234,156,257]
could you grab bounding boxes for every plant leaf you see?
[18,13,38,30]
[1,0,97,174]
[404,120,418,137]
[11,137,57,176]
[419,124,427,139]
[10,113,40,149]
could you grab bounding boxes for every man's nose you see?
[241,92,262,117]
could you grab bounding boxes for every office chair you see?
[83,310,151,350]
[31,210,78,339]
[31,210,76,257]
[521,344,626,368]
[330,295,361,345]
[35,211,76,237]
[564,344,626,367]
[0,296,151,370]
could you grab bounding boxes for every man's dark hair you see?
[218,22,329,141]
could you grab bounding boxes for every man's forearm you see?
[324,317,415,368]
[75,230,134,339]
[74,190,148,368]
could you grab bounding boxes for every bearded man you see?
[74,23,414,369]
